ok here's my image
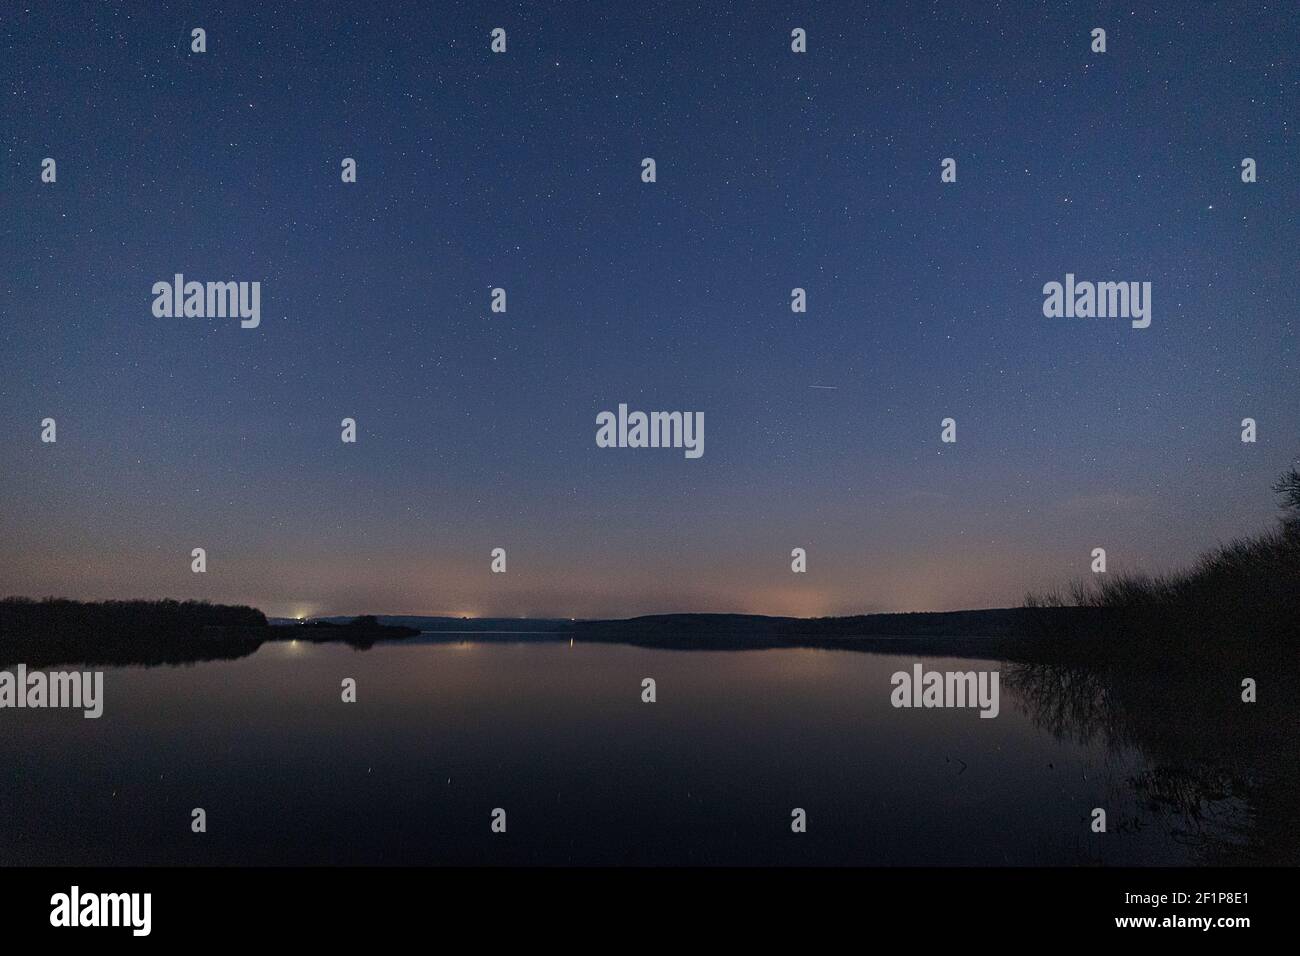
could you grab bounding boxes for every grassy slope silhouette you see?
[1021,460,1300,661]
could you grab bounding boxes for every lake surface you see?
[0,636,1251,865]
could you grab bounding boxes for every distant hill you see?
[568,609,1041,657]
[576,608,1033,636]
[282,615,574,633]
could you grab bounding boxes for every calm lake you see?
[0,636,1256,865]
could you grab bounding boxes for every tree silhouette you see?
[1274,460,1300,528]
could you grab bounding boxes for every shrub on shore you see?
[1023,460,1300,653]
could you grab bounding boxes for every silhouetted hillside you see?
[292,615,572,633]
[571,608,1043,657]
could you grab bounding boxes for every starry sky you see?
[2,1,1297,619]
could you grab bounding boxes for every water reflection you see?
[2,636,1291,865]
[1002,655,1298,864]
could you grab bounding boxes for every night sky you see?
[2,1,1296,619]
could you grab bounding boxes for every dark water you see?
[0,637,1266,865]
